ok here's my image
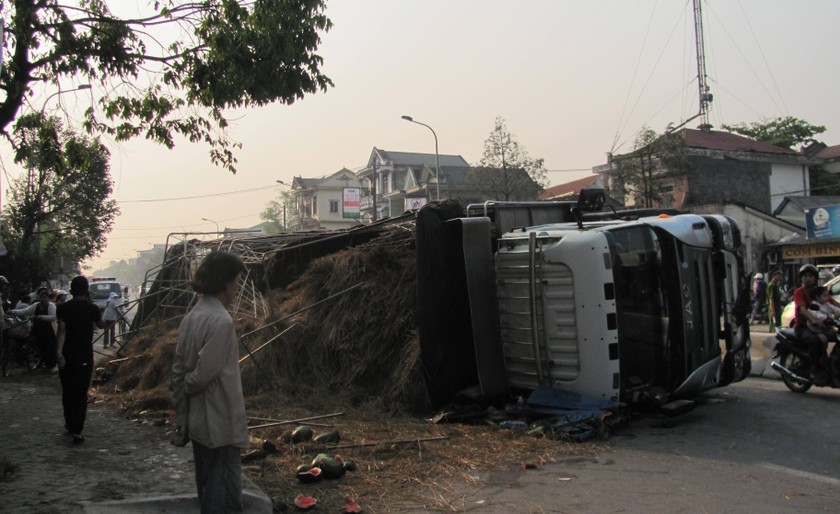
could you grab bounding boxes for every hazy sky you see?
[4,0,840,274]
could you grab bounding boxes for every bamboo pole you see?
[248,412,344,431]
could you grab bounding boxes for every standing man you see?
[56,276,104,444]
[750,272,767,324]
[102,292,120,349]
[766,268,784,332]
[171,252,249,513]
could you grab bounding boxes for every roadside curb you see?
[81,479,272,513]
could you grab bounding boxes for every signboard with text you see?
[805,204,840,239]
[782,244,840,259]
[342,187,360,218]
[405,197,428,211]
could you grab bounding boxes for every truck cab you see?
[415,192,751,407]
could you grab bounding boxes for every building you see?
[594,127,812,213]
[356,147,541,220]
[288,168,365,231]
[357,148,471,220]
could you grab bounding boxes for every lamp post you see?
[401,115,440,201]
[202,217,219,233]
[41,84,92,116]
[276,180,291,229]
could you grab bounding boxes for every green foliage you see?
[468,116,545,200]
[611,127,690,208]
[259,200,284,234]
[721,116,826,150]
[261,189,296,231]
[2,114,119,287]
[0,0,333,172]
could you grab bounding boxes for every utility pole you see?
[693,0,713,129]
[371,160,378,222]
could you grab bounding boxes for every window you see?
[382,173,389,194]
[312,195,317,215]
[330,200,339,213]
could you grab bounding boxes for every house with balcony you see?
[288,168,364,231]
[356,147,540,220]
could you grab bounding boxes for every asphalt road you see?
[412,377,840,513]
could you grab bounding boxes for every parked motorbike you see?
[771,319,840,393]
[0,314,41,377]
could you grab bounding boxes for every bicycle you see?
[1,316,42,377]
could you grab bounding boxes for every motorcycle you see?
[771,318,840,393]
[0,314,42,377]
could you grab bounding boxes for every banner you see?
[342,187,360,219]
[805,204,840,239]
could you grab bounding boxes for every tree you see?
[721,116,826,151]
[259,201,284,234]
[260,189,296,232]
[721,117,839,196]
[466,116,546,201]
[2,113,119,287]
[610,127,690,208]
[0,1,333,172]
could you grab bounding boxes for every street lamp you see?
[202,217,220,233]
[401,115,440,201]
[276,180,291,229]
[41,84,92,116]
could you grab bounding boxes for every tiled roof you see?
[680,128,796,155]
[817,145,840,161]
[377,149,470,168]
[540,175,599,200]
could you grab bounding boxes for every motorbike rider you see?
[793,264,840,383]
[806,286,840,343]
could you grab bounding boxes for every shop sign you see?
[805,204,840,239]
[782,244,840,259]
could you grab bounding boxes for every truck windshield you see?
[607,226,676,391]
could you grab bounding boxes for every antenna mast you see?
[693,0,712,129]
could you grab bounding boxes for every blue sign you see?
[805,204,840,239]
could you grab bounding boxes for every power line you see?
[118,184,281,203]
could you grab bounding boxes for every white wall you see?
[769,162,808,212]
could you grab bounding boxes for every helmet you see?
[799,264,819,277]
[56,290,68,298]
[754,273,764,280]
[0,275,8,285]
[832,265,840,274]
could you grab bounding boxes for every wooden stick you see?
[238,324,296,365]
[324,435,450,450]
[248,412,344,430]
[246,415,333,428]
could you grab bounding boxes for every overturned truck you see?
[416,190,752,408]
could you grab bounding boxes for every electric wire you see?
[736,0,788,115]
[704,1,785,116]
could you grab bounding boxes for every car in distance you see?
[89,277,123,311]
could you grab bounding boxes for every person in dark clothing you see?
[10,288,58,371]
[56,276,104,444]
[750,273,767,324]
